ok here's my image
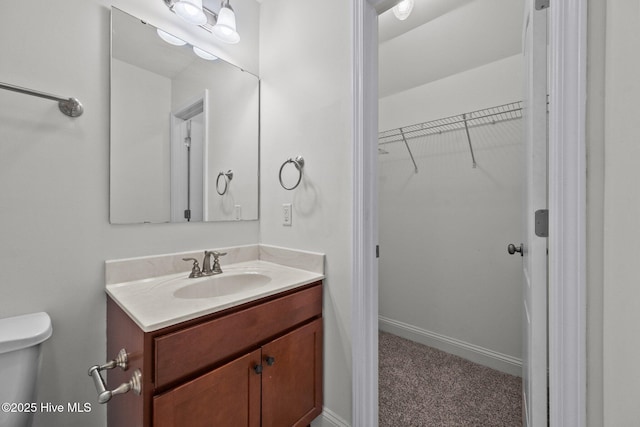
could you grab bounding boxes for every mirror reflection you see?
[110,7,259,224]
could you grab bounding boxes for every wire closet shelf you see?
[378,100,523,171]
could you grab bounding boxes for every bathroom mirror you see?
[110,7,259,224]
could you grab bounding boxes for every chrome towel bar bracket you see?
[279,156,305,190]
[0,82,84,117]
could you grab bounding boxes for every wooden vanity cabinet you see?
[261,319,323,427]
[153,349,262,427]
[106,281,323,427]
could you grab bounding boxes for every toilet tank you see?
[0,312,52,427]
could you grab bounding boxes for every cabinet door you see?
[153,349,261,427]
[262,318,323,427]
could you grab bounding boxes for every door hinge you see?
[535,0,549,10]
[535,209,549,237]
[184,209,191,220]
[376,245,380,258]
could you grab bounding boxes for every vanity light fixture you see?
[193,46,218,61]
[163,0,241,45]
[156,29,187,46]
[393,0,414,21]
[173,0,207,25]
[212,0,240,44]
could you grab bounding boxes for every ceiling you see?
[112,9,198,79]
[114,1,522,99]
[379,0,524,98]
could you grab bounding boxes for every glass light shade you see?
[393,0,414,21]
[173,0,207,25]
[193,46,218,61]
[212,6,240,44]
[156,29,187,46]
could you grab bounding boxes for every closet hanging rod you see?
[386,108,522,140]
[0,82,84,117]
[379,101,522,146]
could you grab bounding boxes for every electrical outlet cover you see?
[283,203,292,226]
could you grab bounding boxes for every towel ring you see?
[279,156,305,190]
[216,170,233,195]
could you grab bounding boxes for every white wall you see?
[378,55,523,370]
[378,0,523,98]
[259,0,354,424]
[0,1,260,426]
[380,54,523,131]
[111,59,172,223]
[603,1,640,425]
[172,61,260,221]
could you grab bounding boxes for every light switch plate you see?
[282,203,292,226]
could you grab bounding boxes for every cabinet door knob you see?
[265,356,275,366]
[253,364,263,374]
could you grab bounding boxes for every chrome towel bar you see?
[0,82,84,117]
[88,349,142,404]
[216,170,233,195]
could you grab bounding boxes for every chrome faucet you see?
[202,251,227,275]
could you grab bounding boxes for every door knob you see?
[507,243,523,256]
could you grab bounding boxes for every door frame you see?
[351,0,587,425]
[547,1,587,425]
[169,91,209,222]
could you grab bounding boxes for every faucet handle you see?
[211,252,226,274]
[182,258,202,278]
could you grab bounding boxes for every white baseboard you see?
[311,407,351,427]
[379,316,522,377]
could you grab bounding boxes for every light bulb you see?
[393,0,414,21]
[173,0,207,25]
[156,29,187,46]
[193,46,218,61]
[212,4,240,44]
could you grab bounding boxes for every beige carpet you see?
[379,331,522,426]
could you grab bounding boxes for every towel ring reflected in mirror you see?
[279,156,305,190]
[216,170,233,195]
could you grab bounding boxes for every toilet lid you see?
[0,312,52,355]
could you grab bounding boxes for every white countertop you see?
[106,260,324,332]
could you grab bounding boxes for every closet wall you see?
[378,54,524,374]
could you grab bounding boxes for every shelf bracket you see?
[399,128,418,173]
[462,113,477,168]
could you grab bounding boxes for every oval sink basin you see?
[173,273,272,299]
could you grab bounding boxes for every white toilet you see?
[0,312,53,427]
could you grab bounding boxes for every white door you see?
[520,1,548,426]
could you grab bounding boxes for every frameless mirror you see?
[110,7,259,224]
